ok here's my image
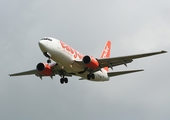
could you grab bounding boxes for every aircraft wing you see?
[9,69,38,76]
[107,69,144,77]
[98,51,167,68]
[75,51,167,70]
[9,64,74,78]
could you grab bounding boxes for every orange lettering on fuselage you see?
[60,41,84,59]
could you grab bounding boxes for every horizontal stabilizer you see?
[108,69,144,77]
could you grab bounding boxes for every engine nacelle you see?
[36,63,52,76]
[82,55,99,69]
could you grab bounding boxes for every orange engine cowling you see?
[36,63,52,76]
[83,55,99,69]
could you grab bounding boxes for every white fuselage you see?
[39,38,109,81]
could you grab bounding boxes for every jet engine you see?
[82,55,99,69]
[36,63,52,76]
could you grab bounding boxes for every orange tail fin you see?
[100,40,111,72]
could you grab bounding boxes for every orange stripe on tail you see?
[100,40,111,72]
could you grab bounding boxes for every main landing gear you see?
[87,74,95,80]
[43,52,68,84]
[60,77,68,84]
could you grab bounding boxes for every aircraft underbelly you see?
[49,47,109,81]
[51,50,84,73]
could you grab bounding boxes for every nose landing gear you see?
[43,52,51,63]
[47,59,51,63]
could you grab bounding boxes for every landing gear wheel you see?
[91,74,95,79]
[60,77,68,84]
[64,78,68,83]
[47,59,51,63]
[87,74,95,80]
[87,74,91,80]
[60,78,64,84]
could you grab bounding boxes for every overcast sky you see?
[0,0,170,120]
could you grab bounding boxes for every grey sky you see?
[0,0,170,120]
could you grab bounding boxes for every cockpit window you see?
[41,38,52,41]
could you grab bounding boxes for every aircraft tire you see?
[47,59,51,63]
[60,78,64,84]
[87,74,91,80]
[87,74,95,80]
[64,78,68,83]
[91,74,95,79]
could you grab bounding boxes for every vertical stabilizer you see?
[100,40,111,72]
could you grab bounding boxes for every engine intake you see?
[82,55,99,69]
[37,63,45,71]
[83,56,91,64]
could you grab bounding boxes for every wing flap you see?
[108,69,144,77]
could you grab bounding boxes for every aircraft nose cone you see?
[38,40,47,52]
[38,40,43,46]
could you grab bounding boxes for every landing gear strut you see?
[43,52,51,63]
[87,74,95,80]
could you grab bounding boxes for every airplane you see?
[9,37,167,84]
